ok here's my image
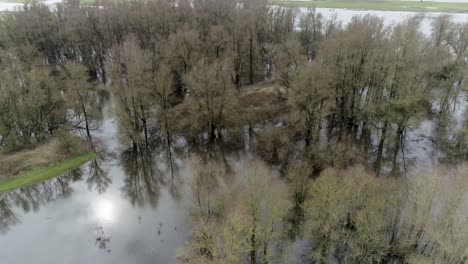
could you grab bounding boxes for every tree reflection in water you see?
[0,195,18,233]
[0,169,81,233]
[121,134,186,205]
[121,147,162,208]
[163,138,183,202]
[191,139,243,179]
[87,157,111,194]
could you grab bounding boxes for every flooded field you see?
[0,5,467,263]
[0,95,279,263]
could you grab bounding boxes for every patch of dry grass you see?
[0,152,96,192]
[0,136,88,180]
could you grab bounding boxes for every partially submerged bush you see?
[253,127,294,164]
[182,160,290,264]
[57,130,86,156]
[181,160,468,263]
[304,165,468,263]
[285,160,312,238]
[322,142,364,169]
[441,127,468,164]
[305,166,399,263]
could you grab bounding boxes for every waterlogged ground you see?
[0,0,61,11]
[0,96,272,263]
[297,7,468,34]
[0,93,465,263]
[0,100,191,263]
[0,169,189,263]
[0,7,467,264]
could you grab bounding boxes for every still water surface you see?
[0,99,191,263]
[0,96,264,263]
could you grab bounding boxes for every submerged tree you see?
[106,36,152,150]
[183,161,289,264]
[62,63,96,148]
[184,59,234,141]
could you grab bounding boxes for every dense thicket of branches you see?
[184,162,468,264]
[0,0,467,262]
[1,0,466,174]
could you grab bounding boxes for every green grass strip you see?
[270,0,468,13]
[0,152,97,193]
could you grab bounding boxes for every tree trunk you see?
[209,123,216,142]
[163,107,174,179]
[374,121,388,176]
[391,125,404,177]
[250,224,256,264]
[142,117,149,148]
[132,140,138,152]
[141,100,149,148]
[305,127,312,148]
[327,114,336,142]
[249,31,254,85]
[78,90,94,150]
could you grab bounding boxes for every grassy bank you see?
[0,152,96,192]
[270,0,468,13]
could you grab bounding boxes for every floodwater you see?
[0,98,192,263]
[0,6,467,264]
[303,7,468,34]
[0,0,61,11]
[0,95,267,263]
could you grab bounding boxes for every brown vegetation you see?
[0,135,89,180]
[181,161,468,263]
[0,0,467,262]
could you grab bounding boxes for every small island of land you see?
[0,137,96,192]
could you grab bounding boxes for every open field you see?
[270,0,468,12]
[0,152,96,192]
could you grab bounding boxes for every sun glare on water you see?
[93,198,117,224]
